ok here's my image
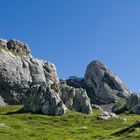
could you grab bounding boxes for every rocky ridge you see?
[0,39,92,115]
[84,60,131,103]
[126,94,140,114]
[0,39,30,55]
[0,39,140,116]
[66,61,131,112]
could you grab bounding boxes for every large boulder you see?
[126,94,140,114]
[24,82,92,115]
[60,82,92,114]
[0,39,93,116]
[24,84,67,116]
[0,39,59,105]
[111,102,127,114]
[84,60,131,105]
[23,81,92,115]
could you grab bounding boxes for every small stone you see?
[99,111,118,120]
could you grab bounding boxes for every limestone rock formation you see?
[0,39,59,105]
[60,81,92,114]
[126,94,140,114]
[84,60,131,105]
[1,38,138,116]
[24,84,67,116]
[111,102,126,114]
[0,38,93,116]
[24,81,92,115]
[65,60,131,112]
[0,39,30,54]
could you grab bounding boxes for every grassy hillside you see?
[0,105,140,140]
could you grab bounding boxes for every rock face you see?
[1,39,137,116]
[0,39,59,105]
[126,94,140,114]
[0,39,93,116]
[111,102,126,114]
[0,49,58,104]
[84,60,131,105]
[60,82,92,114]
[24,84,67,116]
[24,82,92,115]
[0,39,30,54]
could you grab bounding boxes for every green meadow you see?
[0,105,139,140]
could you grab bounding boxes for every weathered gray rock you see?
[99,111,118,120]
[92,104,102,110]
[84,60,131,104]
[60,83,92,114]
[126,94,140,109]
[7,39,30,54]
[0,39,7,48]
[131,105,140,114]
[111,102,126,114]
[126,94,140,114]
[23,81,92,115]
[0,41,59,105]
[24,84,67,115]
[100,103,115,113]
[0,39,30,54]
[0,39,93,116]
[0,96,7,106]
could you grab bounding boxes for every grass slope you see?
[0,105,140,140]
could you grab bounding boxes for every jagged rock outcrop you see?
[0,51,58,104]
[64,60,131,112]
[24,84,67,116]
[111,93,140,114]
[0,39,59,105]
[0,39,30,54]
[111,102,127,114]
[126,94,140,114]
[60,81,92,114]
[23,82,92,115]
[1,38,138,116]
[0,39,93,116]
[84,60,131,105]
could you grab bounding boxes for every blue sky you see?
[0,0,140,92]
